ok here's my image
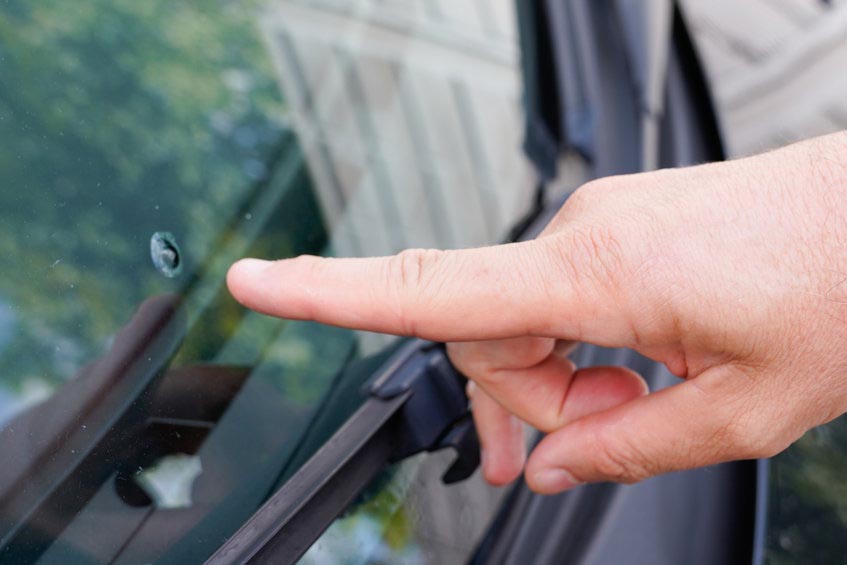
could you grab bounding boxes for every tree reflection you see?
[0,0,288,398]
[767,418,847,563]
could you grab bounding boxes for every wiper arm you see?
[206,340,479,565]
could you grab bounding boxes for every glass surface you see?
[300,451,507,565]
[684,1,847,562]
[0,0,533,562]
[764,422,847,564]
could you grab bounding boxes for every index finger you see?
[226,238,628,343]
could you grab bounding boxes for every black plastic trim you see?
[205,393,405,564]
[205,342,480,565]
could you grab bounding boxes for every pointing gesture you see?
[228,132,847,493]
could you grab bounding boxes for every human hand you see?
[227,131,847,494]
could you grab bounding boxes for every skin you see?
[227,131,847,494]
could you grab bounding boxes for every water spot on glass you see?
[244,212,252,220]
[69,283,75,289]
[50,259,61,268]
[150,231,182,278]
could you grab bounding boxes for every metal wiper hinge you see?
[206,339,479,565]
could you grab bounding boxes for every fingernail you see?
[533,469,581,493]
[233,258,271,275]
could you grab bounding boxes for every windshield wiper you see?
[206,340,479,565]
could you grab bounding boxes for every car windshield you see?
[0,0,533,561]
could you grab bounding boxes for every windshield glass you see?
[0,0,532,562]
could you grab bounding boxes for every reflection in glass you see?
[301,451,506,565]
[0,0,531,562]
[765,419,847,564]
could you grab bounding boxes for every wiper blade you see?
[206,340,479,565]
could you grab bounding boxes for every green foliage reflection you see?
[0,0,286,397]
[767,417,847,564]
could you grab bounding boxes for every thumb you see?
[227,229,637,344]
[524,365,787,493]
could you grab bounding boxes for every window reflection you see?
[0,0,531,561]
[301,452,507,565]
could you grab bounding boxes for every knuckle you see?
[709,418,758,460]
[386,248,444,335]
[724,422,779,460]
[749,435,790,460]
[562,177,621,217]
[393,248,441,291]
[711,401,787,460]
[448,344,487,381]
[446,342,471,369]
[684,369,792,464]
[553,223,628,290]
[446,342,502,385]
[458,355,502,386]
[589,426,652,484]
